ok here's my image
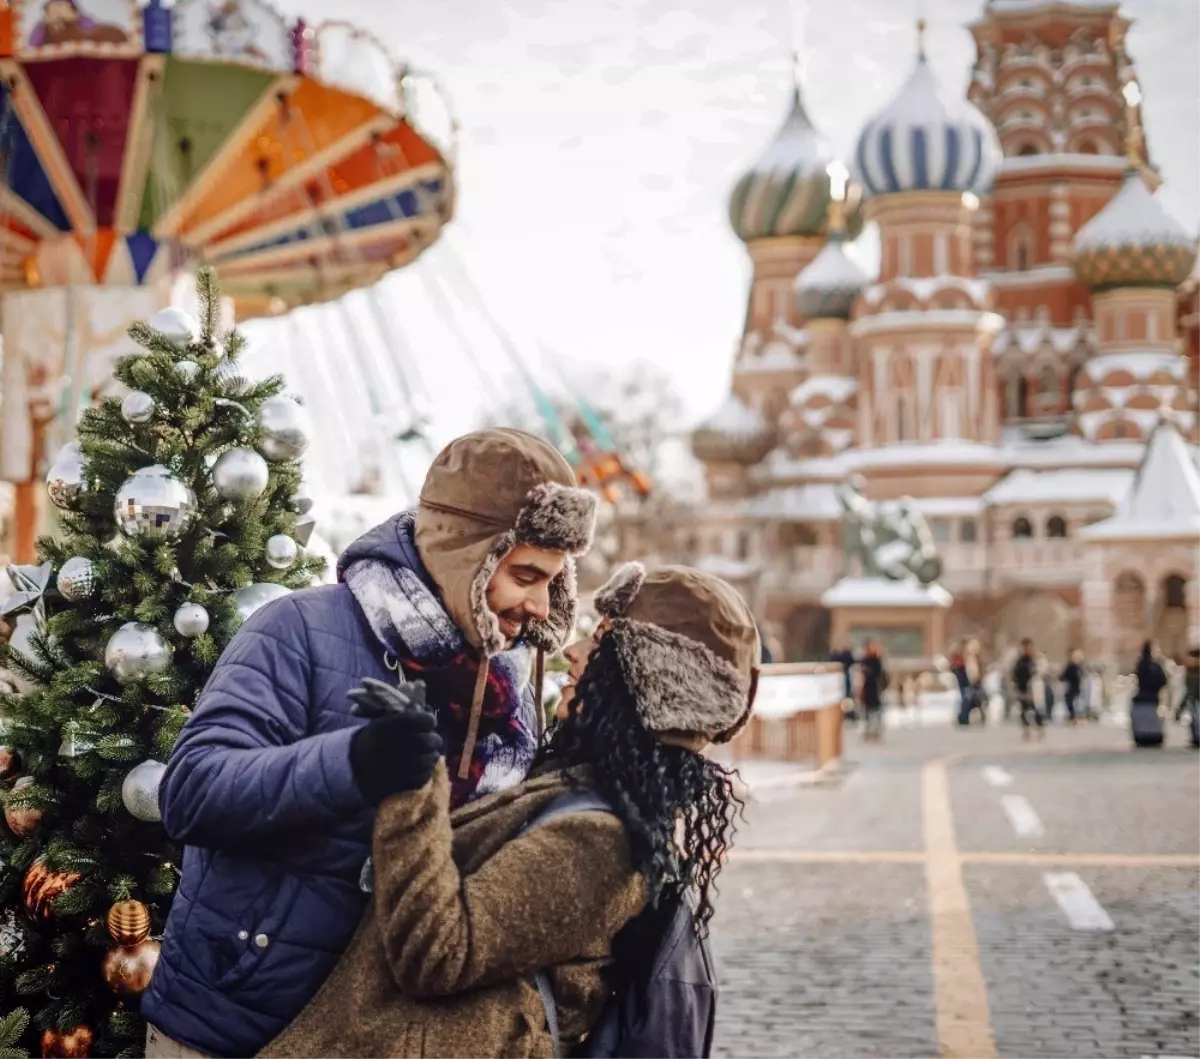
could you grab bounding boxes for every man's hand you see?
[348,679,444,804]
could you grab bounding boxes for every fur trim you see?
[513,482,597,555]
[469,531,516,657]
[593,562,646,619]
[525,555,578,653]
[607,617,750,737]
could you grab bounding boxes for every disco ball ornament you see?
[213,359,252,396]
[121,759,165,822]
[120,390,155,424]
[213,447,270,501]
[257,396,311,461]
[174,359,200,383]
[232,583,292,626]
[56,557,96,602]
[114,465,198,540]
[46,441,87,510]
[265,534,299,570]
[104,622,172,685]
[173,602,210,638]
[148,307,199,345]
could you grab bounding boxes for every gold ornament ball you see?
[5,776,42,836]
[101,937,161,996]
[106,899,151,946]
[40,1024,93,1058]
[23,859,81,920]
[0,745,20,784]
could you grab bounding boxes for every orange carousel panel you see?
[176,79,387,238]
[205,121,443,247]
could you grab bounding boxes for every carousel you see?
[0,0,456,563]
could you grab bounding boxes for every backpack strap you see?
[521,789,615,1059]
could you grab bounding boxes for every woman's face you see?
[555,621,609,720]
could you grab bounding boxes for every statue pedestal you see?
[821,577,953,669]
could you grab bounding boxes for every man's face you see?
[486,543,567,644]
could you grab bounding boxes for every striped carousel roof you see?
[854,40,1000,199]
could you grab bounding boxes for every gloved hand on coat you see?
[348,678,444,804]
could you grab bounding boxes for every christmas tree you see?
[0,268,323,1057]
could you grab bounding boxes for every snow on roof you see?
[1082,418,1200,541]
[848,441,1008,471]
[746,483,842,522]
[985,467,1133,506]
[986,0,1118,11]
[851,309,1006,337]
[821,577,953,609]
[790,375,858,407]
[795,239,868,293]
[1083,351,1185,383]
[737,341,806,374]
[696,394,770,439]
[861,275,991,307]
[907,496,987,517]
[992,322,1092,356]
[998,155,1125,178]
[998,428,1148,469]
[981,265,1079,290]
[693,555,759,580]
[1074,172,1196,254]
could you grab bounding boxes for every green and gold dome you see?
[728,84,863,243]
[1073,171,1198,290]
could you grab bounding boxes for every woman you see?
[1131,640,1168,748]
[860,640,886,741]
[262,562,757,1058]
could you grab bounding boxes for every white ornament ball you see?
[104,622,173,685]
[148,307,199,346]
[231,583,292,626]
[212,448,270,501]
[121,759,166,822]
[265,534,299,570]
[172,603,210,638]
[174,359,200,383]
[114,465,198,540]
[56,557,96,602]
[120,390,155,424]
[257,396,311,462]
[46,442,87,510]
[213,359,252,396]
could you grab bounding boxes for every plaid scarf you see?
[341,513,538,809]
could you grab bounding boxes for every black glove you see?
[348,679,444,804]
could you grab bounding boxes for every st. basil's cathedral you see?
[623,0,1199,672]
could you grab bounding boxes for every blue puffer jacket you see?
[142,519,429,1058]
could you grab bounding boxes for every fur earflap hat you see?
[415,428,598,775]
[593,562,760,744]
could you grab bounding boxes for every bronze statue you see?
[836,475,943,585]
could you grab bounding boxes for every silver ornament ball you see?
[212,447,270,501]
[120,390,155,424]
[46,442,87,510]
[174,359,200,383]
[265,534,299,570]
[232,583,292,626]
[114,465,198,540]
[290,490,314,515]
[121,759,166,822]
[213,359,252,396]
[56,557,96,602]
[104,622,173,685]
[257,396,311,462]
[148,307,199,346]
[173,602,210,638]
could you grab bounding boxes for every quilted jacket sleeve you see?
[371,763,646,998]
[159,595,368,846]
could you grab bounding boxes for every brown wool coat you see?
[260,763,646,1059]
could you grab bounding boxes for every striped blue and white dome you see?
[854,50,1000,198]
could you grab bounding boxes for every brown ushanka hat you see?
[592,562,760,744]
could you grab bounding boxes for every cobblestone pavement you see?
[711,718,1200,1058]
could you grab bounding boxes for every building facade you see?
[621,0,1199,671]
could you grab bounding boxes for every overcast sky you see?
[250,0,1200,498]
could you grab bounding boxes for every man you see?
[829,641,857,721]
[142,429,598,1059]
[1061,648,1084,726]
[1012,638,1043,740]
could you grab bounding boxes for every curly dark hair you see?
[539,631,744,937]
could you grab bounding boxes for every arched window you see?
[737,531,751,561]
[1079,140,1098,155]
[1046,515,1068,538]
[1036,366,1059,414]
[1012,516,1034,539]
[1017,376,1030,418]
[1164,574,1187,609]
[1018,142,1038,157]
[960,519,978,543]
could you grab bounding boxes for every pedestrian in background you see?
[1183,647,1200,748]
[953,638,985,726]
[1061,648,1084,726]
[1131,639,1168,748]
[1013,638,1044,740]
[830,641,858,723]
[860,640,887,742]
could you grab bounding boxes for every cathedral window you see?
[1046,515,1068,538]
[1035,366,1059,414]
[1164,574,1187,609]
[1012,516,1034,540]
[960,519,978,544]
[1017,143,1039,156]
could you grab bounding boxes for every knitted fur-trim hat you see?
[593,562,760,744]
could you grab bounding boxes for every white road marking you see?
[1044,872,1115,932]
[982,766,1014,787]
[1000,794,1045,838]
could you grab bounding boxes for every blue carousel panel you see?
[0,82,70,231]
[125,230,159,282]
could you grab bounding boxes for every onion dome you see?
[692,396,775,465]
[729,84,863,242]
[794,235,869,320]
[853,32,1000,198]
[1072,172,1198,290]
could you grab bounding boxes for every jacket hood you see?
[336,513,425,582]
